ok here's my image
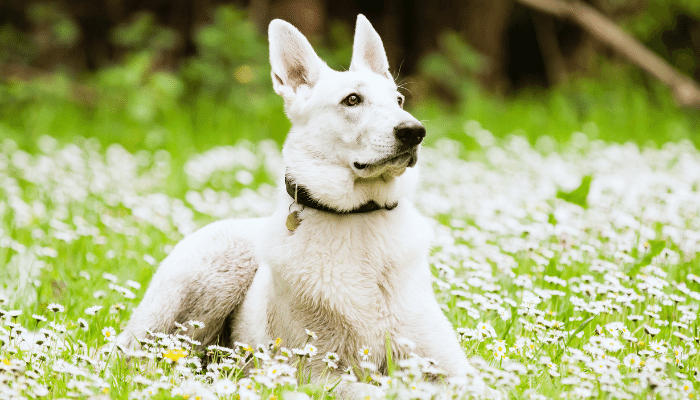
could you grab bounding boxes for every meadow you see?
[2,7,700,399]
[1,119,699,399]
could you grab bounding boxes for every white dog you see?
[119,14,476,397]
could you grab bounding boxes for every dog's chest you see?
[262,204,432,338]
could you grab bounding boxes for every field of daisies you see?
[1,122,699,400]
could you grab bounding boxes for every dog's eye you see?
[397,96,404,108]
[342,94,361,106]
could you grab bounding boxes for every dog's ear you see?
[349,15,391,80]
[268,19,324,99]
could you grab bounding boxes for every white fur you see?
[119,15,475,398]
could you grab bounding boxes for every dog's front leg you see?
[118,220,261,350]
[404,299,479,383]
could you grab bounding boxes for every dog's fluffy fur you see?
[119,15,475,397]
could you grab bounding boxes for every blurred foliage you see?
[111,12,179,53]
[314,21,354,71]
[413,29,700,149]
[181,7,268,99]
[0,5,288,161]
[622,0,700,78]
[0,24,37,64]
[0,2,699,165]
[624,0,700,40]
[0,3,79,65]
[419,31,485,101]
[28,3,80,48]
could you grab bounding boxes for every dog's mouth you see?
[353,149,417,172]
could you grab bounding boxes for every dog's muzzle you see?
[354,122,424,171]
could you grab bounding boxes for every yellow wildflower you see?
[163,349,188,362]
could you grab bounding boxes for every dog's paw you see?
[114,332,141,352]
[335,383,385,400]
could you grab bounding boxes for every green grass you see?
[1,52,700,398]
[1,121,699,398]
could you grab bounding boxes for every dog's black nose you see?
[394,123,426,147]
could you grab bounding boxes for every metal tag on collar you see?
[286,183,303,232]
[286,210,302,232]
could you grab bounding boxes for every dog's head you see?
[269,15,424,211]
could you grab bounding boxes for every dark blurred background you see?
[1,0,699,151]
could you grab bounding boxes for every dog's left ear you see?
[349,15,392,80]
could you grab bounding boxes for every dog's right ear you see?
[268,19,324,100]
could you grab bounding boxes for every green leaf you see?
[556,175,592,209]
[500,305,519,342]
[627,239,666,276]
[554,313,598,361]
[639,240,667,267]
[385,331,395,376]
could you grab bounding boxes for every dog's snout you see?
[394,123,426,147]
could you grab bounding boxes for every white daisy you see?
[85,305,103,315]
[47,303,64,313]
[305,328,318,340]
[102,326,117,341]
[302,343,317,357]
[187,320,205,329]
[32,314,46,322]
[358,345,372,361]
[623,353,641,368]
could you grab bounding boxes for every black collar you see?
[285,173,398,214]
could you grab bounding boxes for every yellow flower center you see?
[183,396,190,399]
[105,331,111,337]
[102,388,109,394]
[163,349,188,362]
[630,359,635,364]
[1,359,9,366]
[364,349,369,355]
